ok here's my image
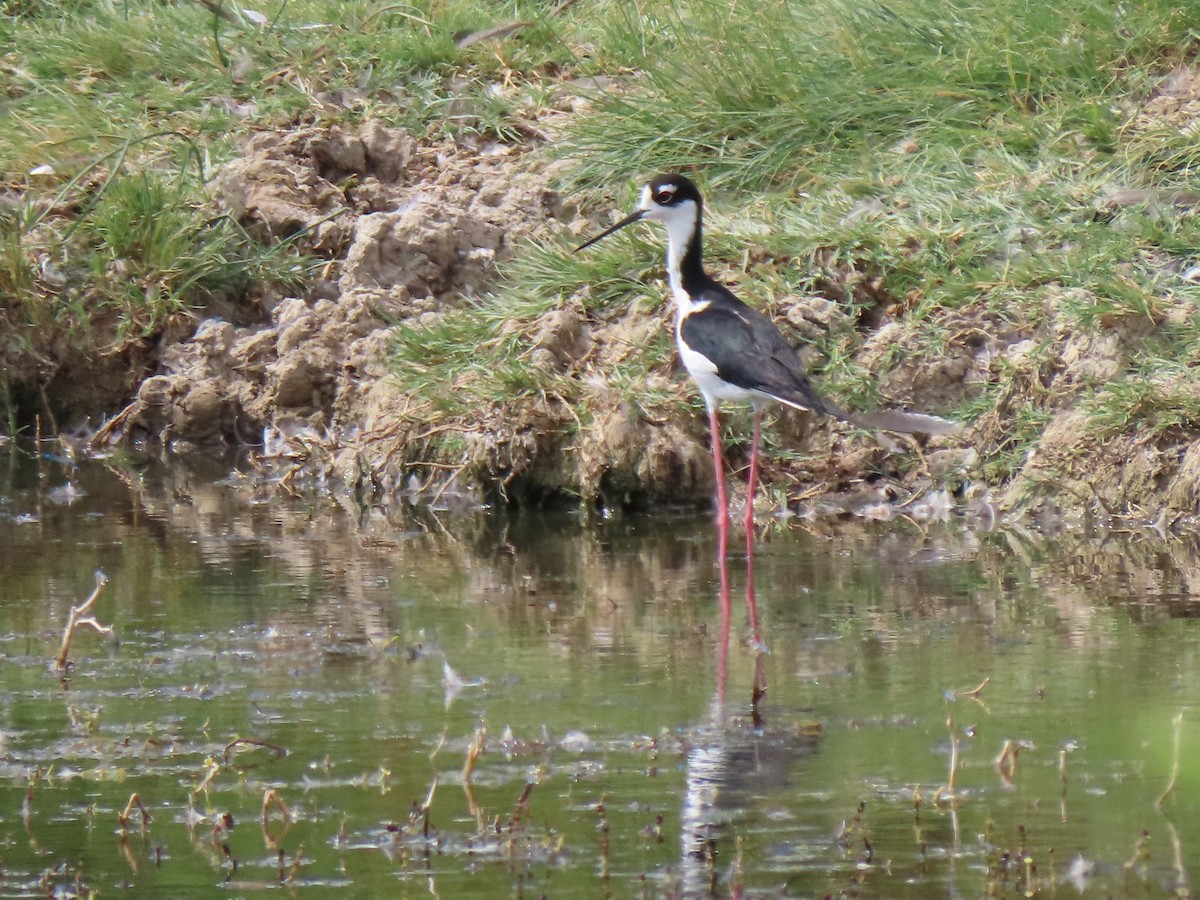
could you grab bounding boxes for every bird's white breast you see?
[675,313,757,409]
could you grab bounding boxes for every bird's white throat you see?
[657,199,701,317]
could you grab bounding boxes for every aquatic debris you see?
[1155,712,1184,808]
[950,677,990,702]
[936,690,980,799]
[995,739,1019,785]
[509,780,535,830]
[55,569,112,671]
[443,660,486,709]
[1066,854,1095,892]
[209,810,239,880]
[463,723,488,783]
[118,793,152,830]
[596,799,611,886]
[182,797,207,829]
[261,788,292,826]
[1059,745,1071,822]
[194,759,221,797]
[834,799,867,851]
[908,489,953,522]
[443,661,464,708]
[21,779,35,826]
[912,788,926,860]
[261,788,293,850]
[416,777,438,838]
[558,730,591,752]
[285,843,305,885]
[46,482,86,505]
[223,737,289,767]
[1123,829,1151,877]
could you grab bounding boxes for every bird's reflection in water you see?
[680,519,816,896]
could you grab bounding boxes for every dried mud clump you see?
[94,121,569,461]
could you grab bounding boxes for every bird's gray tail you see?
[821,399,963,436]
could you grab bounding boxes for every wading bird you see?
[576,174,959,528]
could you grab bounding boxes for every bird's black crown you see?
[649,173,703,208]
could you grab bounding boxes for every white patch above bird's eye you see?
[654,183,677,204]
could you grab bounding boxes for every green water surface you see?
[1,449,1199,897]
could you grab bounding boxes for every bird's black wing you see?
[679,286,963,436]
[679,286,828,414]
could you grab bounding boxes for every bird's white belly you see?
[677,334,755,406]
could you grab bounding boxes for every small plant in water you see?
[55,569,112,671]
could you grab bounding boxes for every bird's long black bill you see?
[574,209,645,252]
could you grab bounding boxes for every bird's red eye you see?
[655,190,674,204]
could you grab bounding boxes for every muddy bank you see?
[17,108,1200,526]
[89,122,577,491]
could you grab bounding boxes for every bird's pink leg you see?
[715,503,731,707]
[744,409,763,534]
[708,407,731,529]
[744,509,764,657]
[744,415,764,653]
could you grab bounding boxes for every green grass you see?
[564,0,1192,191]
[1084,366,1200,438]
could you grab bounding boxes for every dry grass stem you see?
[1059,747,1070,823]
[462,723,488,783]
[419,777,439,838]
[55,570,112,670]
[944,707,960,795]
[995,739,1019,785]
[286,843,305,884]
[118,793,152,829]
[1155,712,1184,808]
[261,788,291,825]
[510,781,534,830]
[1162,817,1191,898]
[194,760,221,796]
[954,677,990,702]
[1123,829,1151,874]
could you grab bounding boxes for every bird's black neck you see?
[679,222,708,294]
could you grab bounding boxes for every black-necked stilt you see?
[577,173,960,527]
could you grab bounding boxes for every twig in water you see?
[945,705,960,795]
[430,729,447,763]
[56,570,112,670]
[420,777,438,838]
[194,759,221,796]
[261,788,291,825]
[286,843,305,884]
[912,787,926,859]
[509,781,534,830]
[1161,816,1192,899]
[953,677,990,702]
[462,723,488,783]
[596,799,611,887]
[1059,746,1070,823]
[118,793,152,829]
[1123,829,1151,875]
[1155,712,1184,808]
[995,739,1019,785]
